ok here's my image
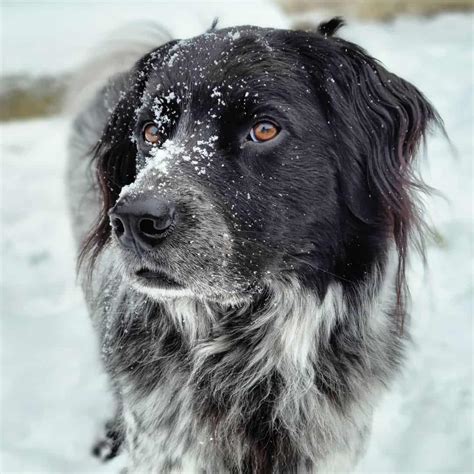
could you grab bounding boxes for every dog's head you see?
[82,19,439,307]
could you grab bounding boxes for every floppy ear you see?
[296,22,440,234]
[291,21,443,320]
[297,22,442,323]
[319,44,440,229]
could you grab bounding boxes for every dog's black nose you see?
[109,198,175,251]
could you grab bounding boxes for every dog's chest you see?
[109,323,274,471]
[121,378,207,472]
[105,315,229,471]
[100,281,392,472]
[120,374,365,474]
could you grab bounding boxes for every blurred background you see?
[1,1,472,472]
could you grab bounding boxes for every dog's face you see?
[90,22,437,304]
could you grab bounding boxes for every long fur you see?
[67,18,441,473]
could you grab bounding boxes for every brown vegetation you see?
[0,75,66,122]
[275,0,473,20]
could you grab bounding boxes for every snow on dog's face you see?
[86,22,438,305]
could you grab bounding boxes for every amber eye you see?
[143,123,162,145]
[249,121,280,143]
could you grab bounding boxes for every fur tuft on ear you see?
[318,17,345,38]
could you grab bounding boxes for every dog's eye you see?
[249,121,280,143]
[143,123,162,146]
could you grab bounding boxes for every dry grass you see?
[0,75,67,122]
[276,0,473,20]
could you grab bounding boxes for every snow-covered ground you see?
[1,2,472,472]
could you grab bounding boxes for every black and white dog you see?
[67,18,440,473]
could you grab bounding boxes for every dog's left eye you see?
[249,121,280,143]
[143,123,162,146]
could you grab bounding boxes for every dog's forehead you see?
[144,27,306,96]
[159,26,274,67]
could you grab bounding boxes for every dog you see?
[67,18,440,473]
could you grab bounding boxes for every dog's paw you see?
[92,426,123,462]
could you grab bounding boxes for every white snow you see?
[1,5,472,474]
[1,1,288,76]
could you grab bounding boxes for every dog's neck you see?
[163,276,341,358]
[95,250,400,471]
[96,246,398,354]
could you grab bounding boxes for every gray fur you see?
[66,26,410,473]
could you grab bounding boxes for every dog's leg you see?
[92,402,124,462]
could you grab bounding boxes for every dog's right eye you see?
[249,121,280,143]
[143,123,162,146]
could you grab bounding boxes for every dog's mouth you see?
[135,267,184,289]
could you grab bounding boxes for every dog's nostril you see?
[139,217,168,237]
[112,218,125,237]
[110,198,175,250]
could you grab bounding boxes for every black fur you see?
[69,20,441,472]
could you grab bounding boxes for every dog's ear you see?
[296,27,440,231]
[322,46,439,228]
[295,26,442,322]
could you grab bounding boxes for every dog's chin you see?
[131,279,254,305]
[125,259,265,304]
[129,272,258,305]
[129,267,192,300]
[131,280,194,300]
